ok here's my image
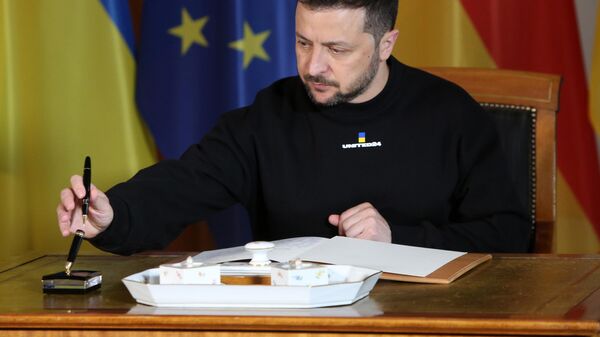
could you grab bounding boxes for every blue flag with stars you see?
[136,0,297,247]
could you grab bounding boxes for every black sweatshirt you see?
[91,57,531,254]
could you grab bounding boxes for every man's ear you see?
[379,29,399,60]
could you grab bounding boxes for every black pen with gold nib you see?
[42,156,102,294]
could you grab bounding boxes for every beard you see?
[302,51,381,107]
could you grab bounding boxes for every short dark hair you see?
[297,0,398,43]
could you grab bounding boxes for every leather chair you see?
[423,67,561,253]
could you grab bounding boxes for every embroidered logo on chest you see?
[342,132,383,149]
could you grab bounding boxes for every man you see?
[57,0,530,254]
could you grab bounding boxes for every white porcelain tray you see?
[122,265,381,308]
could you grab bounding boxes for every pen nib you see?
[65,261,72,276]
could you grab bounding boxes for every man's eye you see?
[329,47,344,54]
[297,40,309,48]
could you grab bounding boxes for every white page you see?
[299,236,465,277]
[194,237,327,264]
[193,245,248,264]
[266,237,328,261]
[194,236,465,277]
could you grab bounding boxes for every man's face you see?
[295,3,382,106]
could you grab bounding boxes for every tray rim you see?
[122,265,381,308]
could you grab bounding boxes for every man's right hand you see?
[57,175,114,239]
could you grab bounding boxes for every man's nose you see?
[307,47,328,76]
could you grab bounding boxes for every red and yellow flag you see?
[393,0,600,252]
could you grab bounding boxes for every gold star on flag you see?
[168,8,209,55]
[228,22,271,69]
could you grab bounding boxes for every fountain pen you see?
[65,156,91,276]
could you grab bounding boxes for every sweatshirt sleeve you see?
[89,108,256,255]
[390,94,532,253]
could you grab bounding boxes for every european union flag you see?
[136,0,297,247]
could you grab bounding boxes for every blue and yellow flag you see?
[136,0,297,246]
[0,0,156,256]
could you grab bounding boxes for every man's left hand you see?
[328,202,391,243]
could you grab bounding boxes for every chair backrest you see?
[423,67,561,253]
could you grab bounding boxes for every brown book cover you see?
[380,253,492,284]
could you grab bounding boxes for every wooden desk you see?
[0,254,599,336]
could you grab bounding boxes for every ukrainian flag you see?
[358,132,366,143]
[0,0,156,256]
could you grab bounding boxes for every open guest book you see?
[194,236,491,284]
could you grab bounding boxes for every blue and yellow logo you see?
[342,131,382,149]
[358,132,366,143]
